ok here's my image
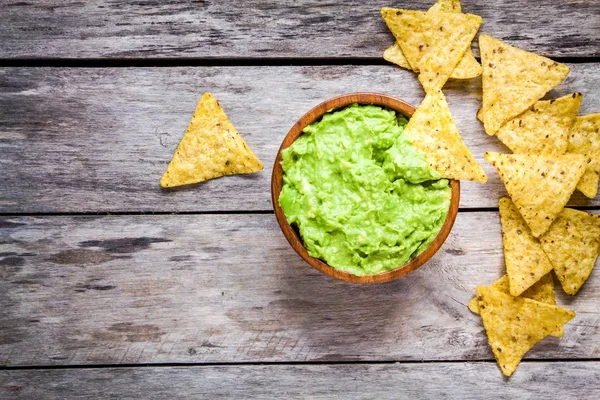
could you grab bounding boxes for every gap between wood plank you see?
[1,206,600,217]
[0,57,599,68]
[2,358,600,371]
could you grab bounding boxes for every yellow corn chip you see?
[382,0,460,72]
[497,93,582,155]
[382,0,481,79]
[498,197,554,296]
[446,49,483,80]
[428,0,462,12]
[476,285,575,377]
[160,93,263,188]
[383,43,412,70]
[485,152,587,237]
[468,274,555,313]
[384,44,482,80]
[540,208,600,295]
[479,34,569,135]
[468,274,562,337]
[568,114,600,198]
[404,90,487,183]
[577,170,600,199]
[381,8,482,93]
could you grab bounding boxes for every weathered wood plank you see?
[1,212,599,366]
[2,64,600,213]
[2,362,600,399]
[1,1,599,59]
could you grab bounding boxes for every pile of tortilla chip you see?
[381,4,596,376]
[468,33,600,376]
[468,196,599,376]
[381,0,483,93]
[479,32,600,294]
[380,0,487,184]
[481,195,600,299]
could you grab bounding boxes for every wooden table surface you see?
[1,1,600,398]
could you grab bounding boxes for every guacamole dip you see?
[279,104,451,276]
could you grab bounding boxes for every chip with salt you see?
[468,273,562,337]
[404,90,487,183]
[496,93,582,155]
[381,8,482,93]
[160,93,263,188]
[498,197,554,296]
[540,208,600,295]
[383,0,481,80]
[568,114,600,198]
[478,34,569,135]
[485,152,587,237]
[476,285,575,377]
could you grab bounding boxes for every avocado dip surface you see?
[278,104,451,276]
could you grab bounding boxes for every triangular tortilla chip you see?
[498,197,554,296]
[476,285,575,377]
[485,152,587,237]
[381,8,482,93]
[404,90,487,183]
[497,93,582,155]
[540,208,600,295]
[478,34,569,135]
[382,0,481,79]
[160,93,263,188]
[468,273,562,337]
[568,114,600,198]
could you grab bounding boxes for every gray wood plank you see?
[1,1,599,59]
[2,64,600,213]
[1,212,599,366]
[2,362,600,399]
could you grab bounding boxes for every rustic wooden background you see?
[1,1,600,398]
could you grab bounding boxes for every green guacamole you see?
[279,104,451,276]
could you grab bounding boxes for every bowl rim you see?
[271,92,460,284]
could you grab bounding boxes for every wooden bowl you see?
[271,93,460,284]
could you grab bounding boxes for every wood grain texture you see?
[1,1,599,59]
[2,64,600,213]
[1,212,599,366]
[2,362,600,399]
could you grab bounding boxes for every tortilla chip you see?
[540,208,600,295]
[404,90,487,183]
[383,43,412,70]
[468,274,555,313]
[382,0,481,79]
[381,8,482,93]
[476,285,575,377]
[498,197,554,296]
[428,0,462,13]
[485,152,587,237]
[517,273,557,308]
[478,34,569,135]
[447,49,484,80]
[468,273,562,336]
[496,93,582,155]
[576,170,600,199]
[160,93,263,188]
[568,114,600,198]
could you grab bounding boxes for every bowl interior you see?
[271,93,460,284]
